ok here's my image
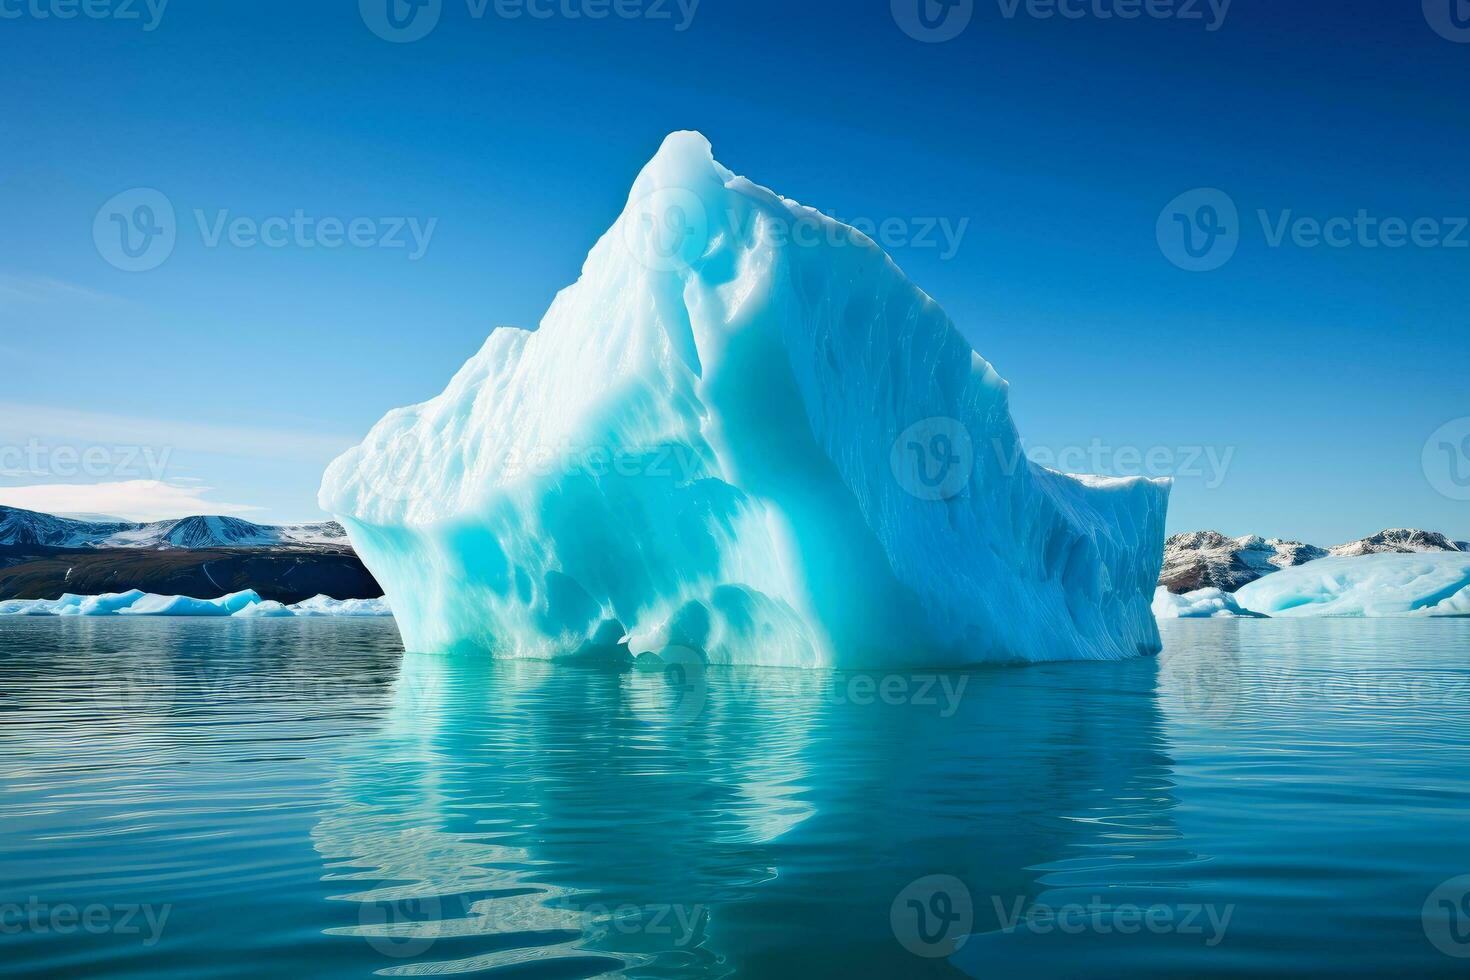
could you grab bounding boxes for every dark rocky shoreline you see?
[0,544,381,605]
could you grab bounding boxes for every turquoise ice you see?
[320,133,1170,665]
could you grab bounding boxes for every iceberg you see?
[59,590,149,616]
[1234,553,1470,618]
[320,132,1170,666]
[1152,586,1262,619]
[230,595,394,618]
[0,598,67,616]
[284,595,393,617]
[117,589,263,617]
[232,600,296,618]
[0,590,148,617]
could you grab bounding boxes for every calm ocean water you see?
[2,617,1469,977]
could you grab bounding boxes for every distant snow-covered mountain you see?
[1327,528,1467,558]
[1160,532,1327,593]
[0,505,348,550]
[1161,527,1466,593]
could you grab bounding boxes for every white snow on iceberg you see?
[1152,586,1262,619]
[320,132,1170,666]
[1234,553,1470,618]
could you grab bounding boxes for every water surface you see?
[2,617,1469,977]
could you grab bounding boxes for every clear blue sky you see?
[2,0,1466,543]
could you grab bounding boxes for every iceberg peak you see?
[322,135,1169,666]
[630,130,728,197]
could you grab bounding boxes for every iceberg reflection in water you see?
[307,640,1184,976]
[2,617,1470,977]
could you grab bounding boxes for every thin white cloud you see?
[0,403,357,464]
[0,275,125,307]
[0,481,263,523]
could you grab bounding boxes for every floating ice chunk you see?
[1234,553,1470,617]
[288,594,393,617]
[59,590,149,616]
[1152,586,1262,619]
[117,590,263,617]
[0,589,392,618]
[320,132,1170,666]
[0,591,147,616]
[231,595,393,617]
[0,598,66,616]
[233,600,296,618]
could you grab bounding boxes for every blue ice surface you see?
[0,591,391,618]
[1234,553,1470,617]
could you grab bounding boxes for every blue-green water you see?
[2,617,1470,978]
